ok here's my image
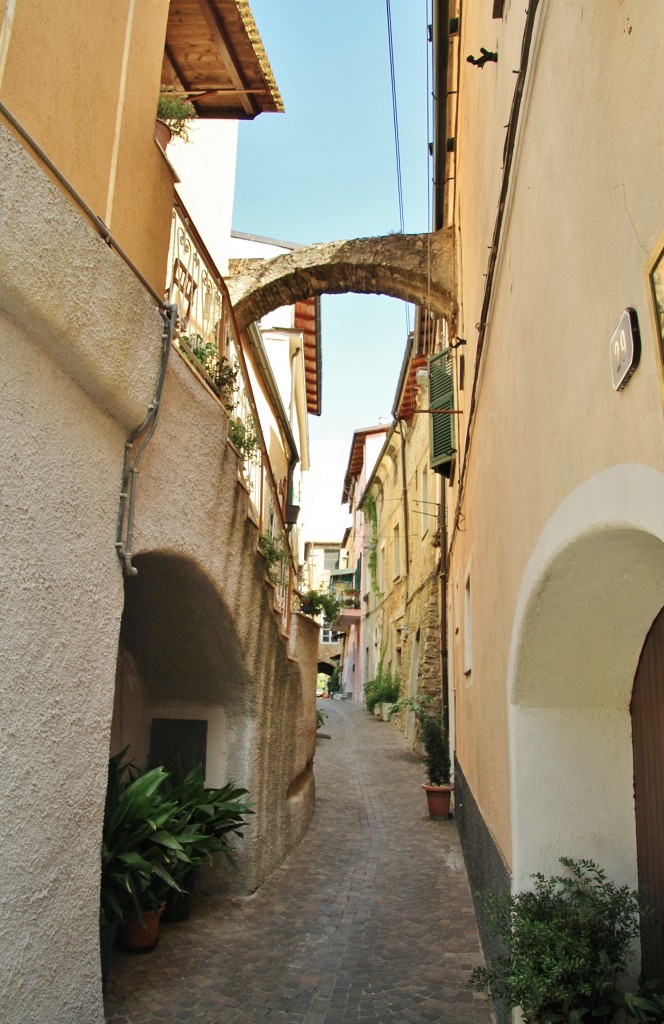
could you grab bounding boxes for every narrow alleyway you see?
[105,701,490,1024]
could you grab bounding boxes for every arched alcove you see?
[507,464,664,915]
[111,550,254,788]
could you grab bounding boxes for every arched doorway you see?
[507,465,664,978]
[631,605,664,978]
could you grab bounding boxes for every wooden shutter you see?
[428,349,456,473]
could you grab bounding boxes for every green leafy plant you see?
[215,356,239,411]
[362,493,382,598]
[299,588,341,622]
[468,858,645,1024]
[164,765,253,886]
[258,531,288,584]
[364,659,401,713]
[389,694,450,784]
[229,417,260,461]
[157,86,197,141]
[617,982,664,1022]
[327,666,341,697]
[316,707,328,730]
[100,749,189,925]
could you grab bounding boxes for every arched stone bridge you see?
[227,227,456,332]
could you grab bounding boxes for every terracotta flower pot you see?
[422,783,453,820]
[154,118,172,150]
[121,904,165,952]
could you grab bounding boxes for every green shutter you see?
[428,349,456,472]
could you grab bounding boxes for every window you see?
[392,523,401,579]
[428,349,457,476]
[323,547,339,573]
[321,617,340,644]
[377,543,386,594]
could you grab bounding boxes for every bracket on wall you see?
[467,48,498,68]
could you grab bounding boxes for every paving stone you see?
[104,701,491,1024]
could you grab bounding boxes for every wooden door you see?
[631,605,664,980]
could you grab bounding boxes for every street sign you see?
[610,307,641,391]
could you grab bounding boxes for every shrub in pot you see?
[469,858,648,1024]
[389,694,452,817]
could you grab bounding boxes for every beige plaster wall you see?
[0,0,174,291]
[449,0,664,871]
[0,127,164,1022]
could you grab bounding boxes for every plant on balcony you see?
[298,588,340,621]
[258,531,289,585]
[157,85,197,142]
[215,356,239,412]
[468,858,646,1024]
[229,417,260,462]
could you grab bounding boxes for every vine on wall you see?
[363,493,382,599]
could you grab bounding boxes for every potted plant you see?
[160,766,253,923]
[155,85,197,147]
[100,749,191,957]
[389,694,453,818]
[298,588,340,622]
[469,858,646,1024]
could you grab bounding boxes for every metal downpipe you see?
[115,303,177,576]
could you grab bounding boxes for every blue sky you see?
[232,1,432,537]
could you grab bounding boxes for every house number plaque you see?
[610,307,641,391]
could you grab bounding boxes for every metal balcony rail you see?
[167,198,294,632]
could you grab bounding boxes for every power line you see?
[385,0,411,337]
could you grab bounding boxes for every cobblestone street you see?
[105,700,491,1024]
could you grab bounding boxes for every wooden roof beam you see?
[195,0,255,117]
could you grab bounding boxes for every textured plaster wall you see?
[115,350,318,893]
[0,129,164,1022]
[448,0,664,872]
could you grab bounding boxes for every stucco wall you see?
[449,0,664,873]
[0,0,175,290]
[114,350,318,893]
[0,126,165,1023]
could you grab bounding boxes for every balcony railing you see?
[167,198,294,632]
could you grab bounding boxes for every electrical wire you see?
[385,0,411,336]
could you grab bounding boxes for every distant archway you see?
[227,228,455,332]
[508,465,664,932]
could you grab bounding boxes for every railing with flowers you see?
[167,198,294,632]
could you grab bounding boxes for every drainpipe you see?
[432,0,450,230]
[432,0,451,737]
[115,303,177,576]
[438,478,450,741]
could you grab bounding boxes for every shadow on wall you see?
[110,550,254,788]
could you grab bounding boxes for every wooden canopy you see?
[162,0,284,120]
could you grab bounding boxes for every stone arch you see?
[111,549,254,788]
[227,228,456,332]
[507,464,664,907]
